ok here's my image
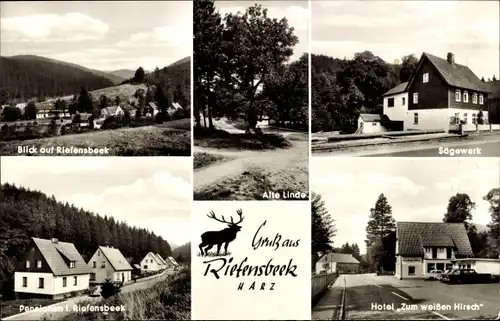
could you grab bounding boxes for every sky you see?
[215,0,309,62]
[312,0,500,80]
[0,1,192,71]
[0,157,192,247]
[311,157,500,254]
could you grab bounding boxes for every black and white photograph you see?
[0,1,191,156]
[193,0,309,200]
[311,1,500,157]
[311,157,500,320]
[0,157,191,320]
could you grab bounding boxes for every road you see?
[313,274,500,320]
[3,270,175,321]
[313,133,500,157]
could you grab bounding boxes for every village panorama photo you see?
[0,157,192,320]
[311,157,500,320]
[193,0,310,201]
[310,0,500,157]
[0,1,191,156]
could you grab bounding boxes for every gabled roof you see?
[171,102,182,110]
[396,222,473,257]
[101,106,121,116]
[359,114,390,122]
[133,264,141,269]
[98,246,133,271]
[318,253,360,264]
[167,256,179,266]
[144,252,162,265]
[155,253,167,265]
[148,102,159,110]
[410,53,491,93]
[383,82,408,96]
[32,237,92,276]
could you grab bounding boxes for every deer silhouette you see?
[199,209,244,256]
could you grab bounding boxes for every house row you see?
[358,52,497,133]
[14,237,177,299]
[139,252,179,272]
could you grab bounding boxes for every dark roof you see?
[99,246,133,271]
[422,53,492,93]
[397,222,473,257]
[318,253,360,264]
[359,114,390,122]
[32,238,92,276]
[383,82,408,96]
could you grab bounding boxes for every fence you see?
[462,124,500,132]
[312,273,338,306]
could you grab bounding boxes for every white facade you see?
[15,272,90,297]
[395,256,423,279]
[357,117,388,134]
[140,253,162,272]
[88,248,132,284]
[453,259,500,275]
[383,92,409,122]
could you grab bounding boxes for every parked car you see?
[89,285,102,297]
[438,269,453,281]
[423,269,443,280]
[441,269,493,284]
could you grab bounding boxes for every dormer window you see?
[479,94,484,105]
[25,260,30,268]
[423,73,429,83]
[472,93,478,104]
[37,260,42,268]
[70,261,75,269]
[413,93,418,104]
[455,89,461,102]
[463,91,468,103]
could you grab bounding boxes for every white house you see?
[167,256,180,270]
[140,252,163,272]
[154,253,167,269]
[451,258,500,276]
[395,222,473,280]
[14,237,92,299]
[383,82,409,123]
[87,246,133,284]
[357,114,391,134]
[315,253,360,274]
[100,106,124,119]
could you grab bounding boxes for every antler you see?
[231,209,244,225]
[207,210,232,224]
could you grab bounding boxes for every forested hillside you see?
[0,183,172,282]
[172,242,191,264]
[0,55,115,104]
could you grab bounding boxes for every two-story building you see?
[87,246,133,284]
[14,238,92,299]
[395,222,473,279]
[140,252,163,272]
[315,253,360,274]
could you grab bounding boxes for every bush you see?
[100,279,122,299]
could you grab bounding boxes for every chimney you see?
[51,238,58,244]
[447,52,455,64]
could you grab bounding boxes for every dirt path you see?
[194,135,308,190]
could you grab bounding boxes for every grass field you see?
[194,128,292,150]
[193,152,236,169]
[1,298,65,318]
[46,84,148,103]
[61,269,190,321]
[0,119,191,156]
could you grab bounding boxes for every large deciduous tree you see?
[484,188,500,257]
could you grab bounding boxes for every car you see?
[441,269,493,284]
[437,269,453,280]
[89,285,102,297]
[423,269,443,280]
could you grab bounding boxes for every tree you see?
[443,193,476,226]
[365,193,396,249]
[133,67,145,84]
[481,77,486,82]
[25,101,37,120]
[484,188,500,257]
[115,96,121,106]
[154,84,169,118]
[399,54,419,82]
[477,110,484,125]
[99,95,109,109]
[311,192,336,256]
[2,107,22,122]
[77,88,93,113]
[493,75,497,81]
[100,278,121,299]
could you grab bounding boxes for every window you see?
[101,261,105,268]
[25,260,30,268]
[446,248,452,259]
[97,250,100,257]
[408,266,416,276]
[463,113,468,124]
[413,113,418,125]
[36,260,42,268]
[446,263,453,270]
[427,263,435,272]
[39,278,44,289]
[90,273,96,281]
[472,113,477,125]
[454,113,460,125]
[144,265,148,269]
[388,98,394,107]
[455,89,461,102]
[436,263,445,271]
[69,261,75,269]
[372,122,377,126]
[74,276,77,286]
[432,248,438,258]
[423,73,429,83]
[63,277,67,287]
[472,93,478,104]
[92,261,96,268]
[463,91,469,103]
[22,277,27,287]
[479,94,484,105]
[467,264,471,269]
[413,93,418,104]
[402,97,406,106]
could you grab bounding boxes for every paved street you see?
[313,274,500,320]
[3,270,174,321]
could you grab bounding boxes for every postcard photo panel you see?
[193,0,310,201]
[191,201,311,320]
